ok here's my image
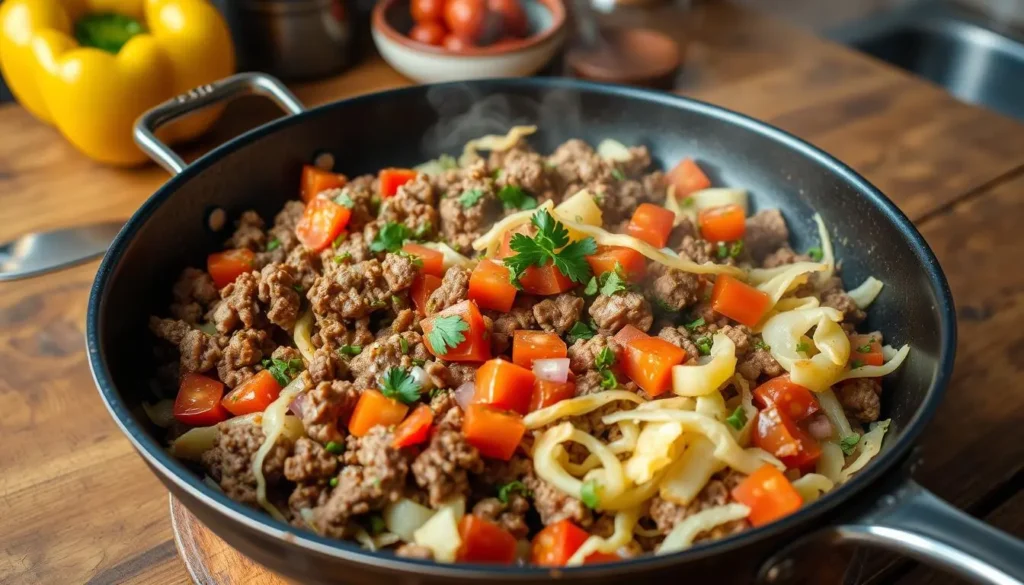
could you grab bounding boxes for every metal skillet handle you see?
[760,475,1024,585]
[134,72,305,175]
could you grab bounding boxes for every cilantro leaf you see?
[497,185,537,211]
[754,338,771,351]
[266,238,281,252]
[503,209,596,286]
[583,276,599,296]
[333,252,352,264]
[599,369,618,389]
[611,168,625,181]
[532,209,569,249]
[324,441,344,454]
[857,344,873,353]
[595,347,616,370]
[552,237,597,283]
[332,232,347,248]
[370,222,413,253]
[261,358,304,386]
[598,270,628,296]
[695,336,712,356]
[399,336,410,355]
[334,192,355,208]
[807,246,824,262]
[580,480,602,509]
[716,242,730,260]
[567,321,595,343]
[684,317,705,332]
[729,240,744,258]
[725,406,747,430]
[379,367,421,404]
[497,480,531,503]
[839,434,860,456]
[427,315,468,356]
[458,188,484,208]
[338,344,362,356]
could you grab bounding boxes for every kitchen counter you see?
[1,2,1022,584]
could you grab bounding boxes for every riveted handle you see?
[134,72,305,175]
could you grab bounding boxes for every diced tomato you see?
[753,375,820,421]
[457,515,518,564]
[295,198,352,253]
[518,263,575,296]
[207,248,255,289]
[849,333,884,367]
[474,358,537,415]
[512,330,567,369]
[586,246,646,282]
[468,259,517,312]
[752,406,822,470]
[497,224,531,259]
[731,464,803,527]
[402,243,445,278]
[584,551,622,564]
[666,158,711,197]
[300,165,347,202]
[392,403,434,449]
[710,275,772,327]
[378,168,418,197]
[530,376,577,412]
[348,390,410,437]
[530,519,590,567]
[698,204,746,242]
[174,373,230,426]
[421,300,492,362]
[622,337,687,397]
[221,370,283,416]
[462,404,526,460]
[626,203,676,248]
[612,324,650,348]
[411,273,442,316]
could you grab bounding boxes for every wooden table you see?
[2,3,1022,584]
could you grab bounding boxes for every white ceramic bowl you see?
[371,0,566,83]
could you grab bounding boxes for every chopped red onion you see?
[807,414,833,440]
[533,358,570,383]
[410,366,429,391]
[454,382,475,410]
[288,392,308,418]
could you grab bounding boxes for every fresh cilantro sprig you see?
[334,191,355,208]
[584,265,629,297]
[458,188,484,208]
[503,209,596,287]
[262,358,304,386]
[497,185,537,211]
[684,317,705,332]
[370,222,413,253]
[567,321,595,343]
[497,480,531,503]
[266,237,281,252]
[595,347,618,389]
[725,406,747,430]
[379,367,421,405]
[839,434,860,456]
[427,315,469,356]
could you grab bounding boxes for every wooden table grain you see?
[1,3,1022,584]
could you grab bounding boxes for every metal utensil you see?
[0,221,123,281]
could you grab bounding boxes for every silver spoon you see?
[0,221,123,281]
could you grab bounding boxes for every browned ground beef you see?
[151,135,889,560]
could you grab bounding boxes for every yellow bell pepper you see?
[0,0,234,165]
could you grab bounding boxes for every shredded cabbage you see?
[847,276,884,309]
[596,138,632,162]
[657,504,750,554]
[791,473,834,503]
[472,200,555,255]
[460,125,537,165]
[413,506,461,562]
[523,390,643,430]
[755,262,827,306]
[567,508,640,565]
[671,333,737,396]
[533,423,627,505]
[761,307,849,391]
[816,440,846,484]
[384,498,435,542]
[293,309,315,362]
[817,388,855,439]
[253,375,308,521]
[658,435,724,505]
[839,345,910,381]
[663,185,693,226]
[688,188,749,214]
[838,419,891,483]
[623,421,686,484]
[812,214,836,289]
[142,399,175,428]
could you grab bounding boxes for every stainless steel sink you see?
[830,6,1024,121]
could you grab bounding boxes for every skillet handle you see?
[134,72,305,175]
[759,477,1024,585]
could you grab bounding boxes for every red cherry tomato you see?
[409,21,447,45]
[487,0,527,37]
[412,0,446,22]
[444,0,486,42]
[443,34,470,50]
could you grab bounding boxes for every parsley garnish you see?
[458,188,484,208]
[399,337,410,354]
[684,317,705,332]
[595,347,616,370]
[584,266,629,297]
[329,477,339,487]
[857,344,872,353]
[334,192,355,208]
[716,242,730,260]
[610,168,625,181]
[695,336,712,356]
[261,358,303,386]
[396,249,424,268]
[426,315,468,356]
[725,406,747,430]
[503,209,596,287]
[567,321,595,343]
[729,240,744,258]
[497,481,531,503]
[796,341,810,353]
[339,344,362,356]
[580,480,602,509]
[599,369,618,389]
[851,359,864,369]
[266,238,281,252]
[497,185,537,211]
[333,252,352,264]
[807,246,823,262]
[370,222,413,253]
[324,441,344,454]
[839,435,860,456]
[754,339,771,351]
[379,367,421,404]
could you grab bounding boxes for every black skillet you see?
[87,72,1024,585]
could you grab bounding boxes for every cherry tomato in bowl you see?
[411,0,446,23]
[410,21,447,45]
[444,0,486,42]
[442,34,471,50]
[488,0,527,37]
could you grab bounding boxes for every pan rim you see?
[87,77,957,577]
